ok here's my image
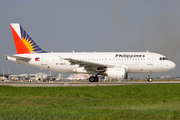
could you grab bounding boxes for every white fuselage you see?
[7,52,175,75]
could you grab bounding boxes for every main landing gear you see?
[147,73,153,82]
[89,76,99,82]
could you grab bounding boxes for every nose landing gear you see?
[148,77,153,82]
[147,72,153,82]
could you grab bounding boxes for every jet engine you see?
[105,68,127,79]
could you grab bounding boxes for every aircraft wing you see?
[64,58,107,72]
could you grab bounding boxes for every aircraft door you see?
[147,54,153,65]
[41,55,47,66]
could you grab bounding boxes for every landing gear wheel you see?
[89,76,99,82]
[94,77,99,82]
[89,76,95,82]
[148,78,153,82]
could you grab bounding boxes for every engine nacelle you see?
[106,68,127,79]
[72,67,87,73]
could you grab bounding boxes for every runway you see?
[0,81,180,87]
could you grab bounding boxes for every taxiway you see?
[0,81,180,87]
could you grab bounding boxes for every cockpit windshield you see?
[159,57,168,61]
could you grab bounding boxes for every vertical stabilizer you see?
[10,23,46,54]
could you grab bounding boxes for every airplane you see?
[6,23,176,82]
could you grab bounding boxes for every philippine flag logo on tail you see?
[35,57,40,61]
[10,23,46,54]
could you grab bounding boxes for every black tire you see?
[89,76,95,82]
[148,78,153,82]
[94,77,99,82]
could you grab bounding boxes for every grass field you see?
[0,84,180,120]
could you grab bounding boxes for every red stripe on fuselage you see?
[10,25,30,54]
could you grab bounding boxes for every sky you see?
[0,0,180,78]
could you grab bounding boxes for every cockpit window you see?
[159,57,168,61]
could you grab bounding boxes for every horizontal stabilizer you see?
[6,55,31,62]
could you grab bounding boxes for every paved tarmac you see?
[0,81,180,87]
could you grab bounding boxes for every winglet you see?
[10,23,46,54]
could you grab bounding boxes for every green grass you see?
[0,84,180,120]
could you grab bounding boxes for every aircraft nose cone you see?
[170,61,176,70]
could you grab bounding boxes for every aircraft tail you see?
[10,23,46,54]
